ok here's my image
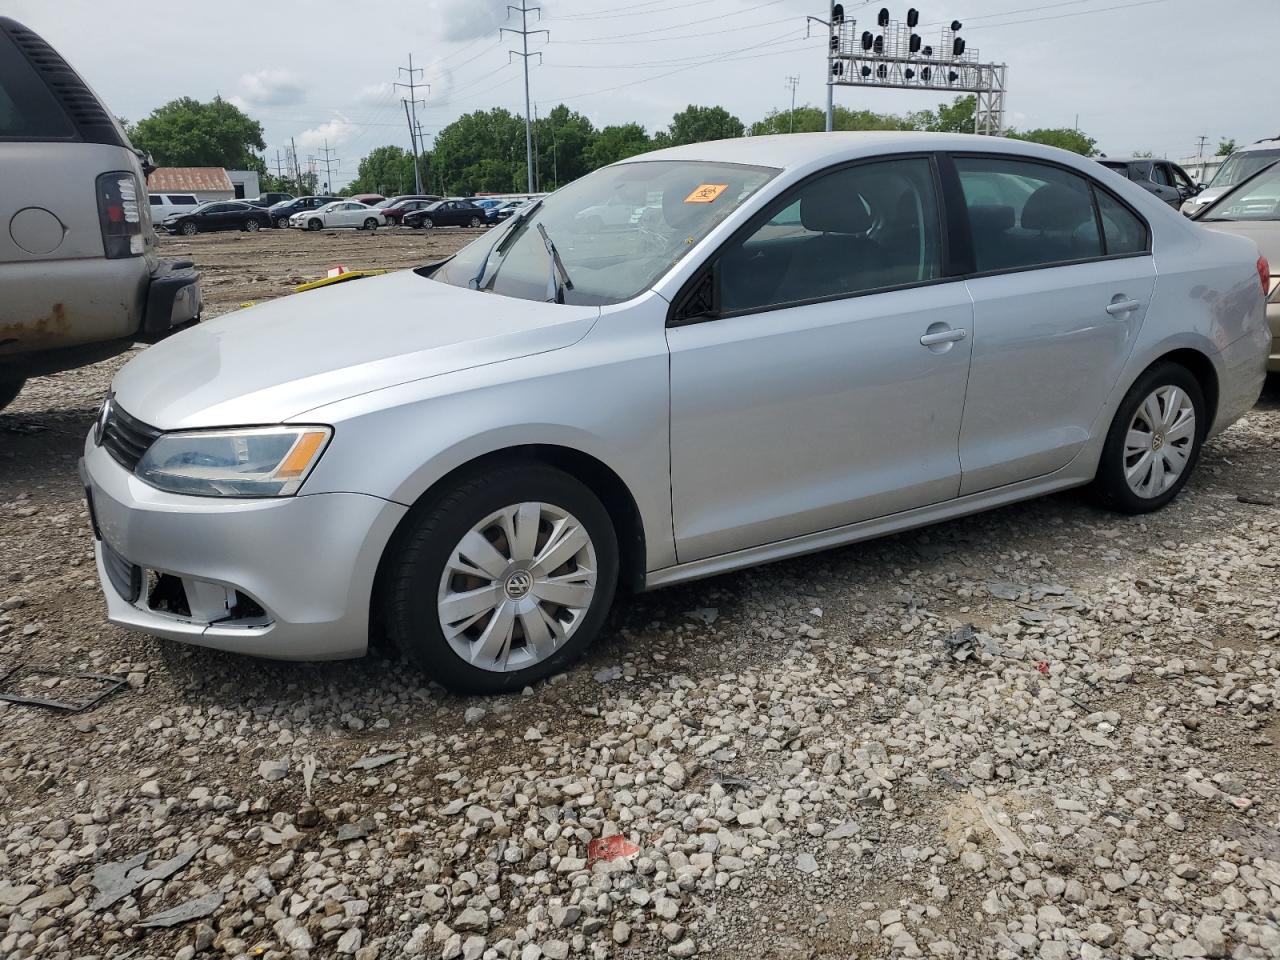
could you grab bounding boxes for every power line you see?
[552,0,731,21]
[503,1,549,195]
[549,15,797,45]
[317,139,341,193]
[959,0,1170,30]
[556,0,786,42]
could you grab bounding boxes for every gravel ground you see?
[2,228,1280,960]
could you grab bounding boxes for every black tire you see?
[468,216,482,228]
[0,378,25,411]
[308,218,322,231]
[363,218,378,231]
[1093,361,1206,514]
[180,221,198,236]
[420,217,434,230]
[382,462,619,694]
[245,218,260,232]
[272,217,286,228]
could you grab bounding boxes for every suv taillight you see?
[96,171,144,258]
[1260,256,1272,298]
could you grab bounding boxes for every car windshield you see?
[431,160,778,306]
[1199,161,1280,222]
[1209,149,1280,189]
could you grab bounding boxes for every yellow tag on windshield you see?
[684,183,728,204]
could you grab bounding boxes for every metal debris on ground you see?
[685,607,719,624]
[587,835,640,866]
[138,891,225,928]
[0,664,127,712]
[348,752,406,770]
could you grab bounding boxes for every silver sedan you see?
[81,132,1270,693]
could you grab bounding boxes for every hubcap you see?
[1124,385,1195,498]
[437,502,597,673]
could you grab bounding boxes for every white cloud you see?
[295,116,357,149]
[427,0,548,43]
[229,69,306,111]
[355,82,396,104]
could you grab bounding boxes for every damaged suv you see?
[0,18,201,411]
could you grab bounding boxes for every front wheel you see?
[468,216,483,228]
[381,462,619,694]
[363,218,378,231]
[307,218,322,231]
[419,217,434,230]
[1093,362,1205,514]
[0,378,25,411]
[273,217,287,228]
[180,221,198,236]
[245,218,260,232]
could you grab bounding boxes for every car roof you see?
[628,131,1108,174]
[1101,156,1155,164]
[1236,139,1280,154]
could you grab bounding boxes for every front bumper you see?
[81,433,407,660]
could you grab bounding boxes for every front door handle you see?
[920,327,968,346]
[1106,298,1141,316]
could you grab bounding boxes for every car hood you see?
[111,269,601,430]
[1200,219,1280,265]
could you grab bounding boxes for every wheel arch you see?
[1146,346,1219,427]
[372,443,648,621]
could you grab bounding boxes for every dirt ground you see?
[2,227,1279,960]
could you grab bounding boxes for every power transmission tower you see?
[502,2,548,195]
[273,150,285,180]
[395,54,429,194]
[318,139,341,194]
[785,75,800,133]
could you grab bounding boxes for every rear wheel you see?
[363,218,378,230]
[1094,361,1205,514]
[308,218,322,231]
[0,378,25,411]
[382,462,619,694]
[468,216,483,228]
[180,221,198,236]
[272,217,287,228]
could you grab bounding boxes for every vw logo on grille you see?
[94,396,112,446]
[504,570,534,600]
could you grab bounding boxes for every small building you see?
[226,169,261,200]
[1180,155,1225,186]
[146,167,235,202]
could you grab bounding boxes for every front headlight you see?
[135,426,331,497]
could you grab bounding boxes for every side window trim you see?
[944,150,1152,280]
[667,151,952,327]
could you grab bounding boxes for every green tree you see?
[534,105,597,191]
[655,105,744,148]
[128,97,266,170]
[585,123,653,169]
[1007,127,1097,156]
[749,106,828,136]
[1217,138,1236,156]
[345,145,421,196]
[431,108,528,194]
[908,96,976,133]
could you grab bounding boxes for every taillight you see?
[1260,256,1271,298]
[96,171,145,258]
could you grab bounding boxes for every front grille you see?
[102,542,141,603]
[101,403,162,472]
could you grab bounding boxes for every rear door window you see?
[171,195,197,205]
[0,32,76,140]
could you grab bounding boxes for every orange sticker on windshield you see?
[684,183,728,204]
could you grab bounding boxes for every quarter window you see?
[1095,190,1148,255]
[955,157,1102,272]
[718,157,943,313]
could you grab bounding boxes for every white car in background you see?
[147,192,201,223]
[289,200,387,231]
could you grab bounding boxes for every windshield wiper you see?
[537,223,574,304]
[468,198,544,290]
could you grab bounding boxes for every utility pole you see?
[502,2,548,195]
[785,75,800,133]
[415,120,430,196]
[1195,135,1209,160]
[290,137,302,195]
[805,12,834,132]
[318,139,340,195]
[395,54,428,194]
[273,150,285,180]
[533,103,541,192]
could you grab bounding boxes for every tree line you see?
[126,95,1104,200]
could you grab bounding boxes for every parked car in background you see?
[350,193,386,207]
[1182,138,1280,216]
[289,200,387,231]
[267,195,341,228]
[1098,157,1201,208]
[164,201,271,236]
[1193,159,1280,370]
[82,132,1267,693]
[403,199,488,229]
[147,192,201,222]
[245,192,293,208]
[0,16,200,411]
[378,196,442,224]
[494,199,529,221]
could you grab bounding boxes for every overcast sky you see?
[9,0,1275,187]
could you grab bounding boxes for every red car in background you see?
[377,195,443,224]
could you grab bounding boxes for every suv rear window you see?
[0,32,75,140]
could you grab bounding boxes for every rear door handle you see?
[920,328,968,346]
[1106,298,1141,316]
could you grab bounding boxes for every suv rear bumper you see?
[139,257,201,340]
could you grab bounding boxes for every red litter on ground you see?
[1036,661,1050,675]
[588,835,640,865]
